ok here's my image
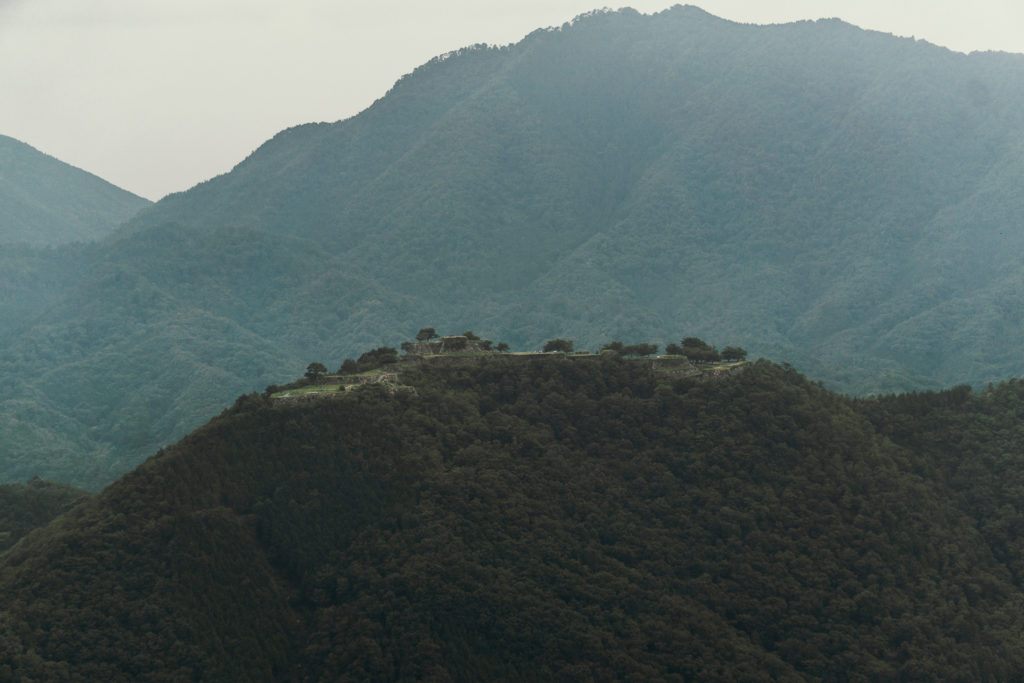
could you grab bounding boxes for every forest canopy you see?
[2,354,1024,679]
[5,7,1024,490]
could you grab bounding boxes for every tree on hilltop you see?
[416,327,438,341]
[680,337,720,363]
[305,362,328,383]
[721,346,748,362]
[682,337,711,349]
[358,347,399,369]
[544,339,574,353]
[622,343,658,357]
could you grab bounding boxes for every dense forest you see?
[6,6,1024,487]
[4,354,1024,679]
[0,135,149,247]
[0,477,88,553]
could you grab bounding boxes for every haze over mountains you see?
[5,5,1024,487]
[0,135,150,247]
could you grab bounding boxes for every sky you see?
[2,1,1024,200]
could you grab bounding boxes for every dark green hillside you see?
[859,381,1024,583]
[0,478,88,553]
[7,6,1024,486]
[3,357,1024,679]
[0,135,150,246]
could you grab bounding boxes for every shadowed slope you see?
[2,359,1024,679]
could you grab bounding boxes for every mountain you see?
[6,6,1024,487]
[2,356,1024,679]
[0,135,150,246]
[0,477,88,553]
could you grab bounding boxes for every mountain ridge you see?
[4,6,1024,487]
[0,135,151,246]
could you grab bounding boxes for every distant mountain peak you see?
[6,7,1024,492]
[0,134,150,247]
[665,4,722,18]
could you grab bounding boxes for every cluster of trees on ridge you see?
[596,337,746,362]
[297,328,749,385]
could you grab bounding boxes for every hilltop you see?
[269,331,747,400]
[0,135,150,246]
[6,6,1024,487]
[2,353,1024,679]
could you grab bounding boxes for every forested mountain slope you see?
[2,357,1024,680]
[0,135,150,246]
[0,478,88,553]
[5,6,1024,486]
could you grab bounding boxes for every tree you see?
[358,347,399,369]
[463,331,480,341]
[339,359,358,374]
[496,342,510,352]
[544,339,574,353]
[305,362,328,383]
[602,341,625,354]
[684,346,720,363]
[622,343,658,356]
[416,327,438,342]
[721,346,748,362]
[680,338,720,363]
[665,343,684,356]
[400,341,415,354]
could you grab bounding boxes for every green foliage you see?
[304,362,327,382]
[622,342,658,356]
[3,356,1024,678]
[355,346,399,371]
[602,340,658,356]
[721,346,748,361]
[0,478,88,553]
[6,8,1024,486]
[681,337,721,363]
[0,135,150,247]
[543,338,574,353]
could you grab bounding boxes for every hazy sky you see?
[2,1,1023,200]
